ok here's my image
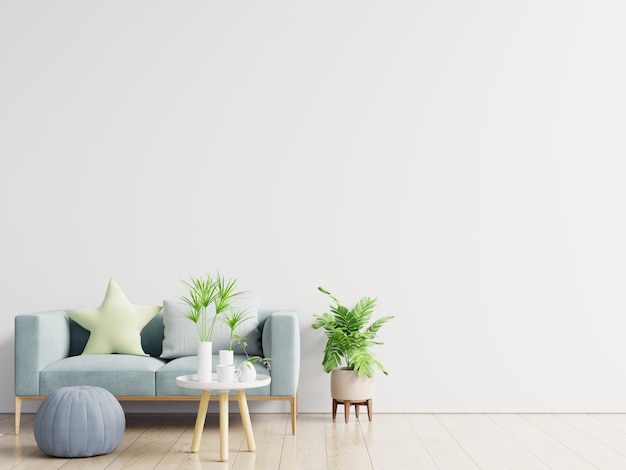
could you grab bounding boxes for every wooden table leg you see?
[219,391,229,462]
[236,389,256,451]
[191,391,211,453]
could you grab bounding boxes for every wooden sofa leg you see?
[15,397,22,435]
[290,395,297,435]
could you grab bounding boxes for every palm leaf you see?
[352,297,376,324]
[366,315,394,334]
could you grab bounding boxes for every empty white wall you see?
[2,1,626,414]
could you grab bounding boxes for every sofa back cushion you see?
[160,298,263,359]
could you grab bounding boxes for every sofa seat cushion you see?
[40,355,166,396]
[156,355,270,397]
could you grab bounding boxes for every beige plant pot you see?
[330,367,374,402]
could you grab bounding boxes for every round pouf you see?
[34,386,125,458]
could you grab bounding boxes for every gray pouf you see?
[34,386,125,458]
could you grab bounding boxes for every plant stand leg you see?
[332,399,338,421]
[344,400,351,423]
[367,399,373,422]
[355,403,360,419]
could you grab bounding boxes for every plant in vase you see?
[214,273,247,365]
[219,308,252,366]
[180,275,217,382]
[312,286,394,421]
[180,272,244,382]
[233,336,271,382]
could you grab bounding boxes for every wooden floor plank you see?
[5,413,626,469]
[278,414,327,470]
[406,414,480,470]
[488,414,596,470]
[360,414,438,470]
[557,414,626,459]
[523,414,626,469]
[0,414,55,470]
[589,414,626,436]
[437,414,549,470]
[0,414,15,436]
[324,413,372,470]
[232,413,288,470]
[103,414,189,470]
[153,412,244,469]
[0,413,34,438]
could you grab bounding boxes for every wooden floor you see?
[3,413,626,469]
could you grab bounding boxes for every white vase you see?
[238,361,257,382]
[197,341,213,382]
[219,350,234,366]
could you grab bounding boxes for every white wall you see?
[2,1,626,414]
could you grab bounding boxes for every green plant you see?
[214,273,245,316]
[180,275,218,342]
[180,272,245,342]
[312,286,394,378]
[221,308,253,350]
[234,336,272,370]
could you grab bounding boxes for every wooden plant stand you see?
[332,398,373,423]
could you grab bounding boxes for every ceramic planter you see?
[239,361,257,382]
[330,367,374,401]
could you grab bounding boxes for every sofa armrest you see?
[261,310,300,396]
[15,310,70,396]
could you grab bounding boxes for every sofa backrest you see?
[68,309,273,359]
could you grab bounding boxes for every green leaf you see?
[221,308,253,349]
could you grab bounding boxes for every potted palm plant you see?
[312,287,394,420]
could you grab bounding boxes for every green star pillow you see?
[68,279,162,356]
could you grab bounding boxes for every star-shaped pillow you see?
[68,279,162,356]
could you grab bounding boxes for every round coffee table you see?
[176,374,271,462]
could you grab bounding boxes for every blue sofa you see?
[14,309,300,435]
